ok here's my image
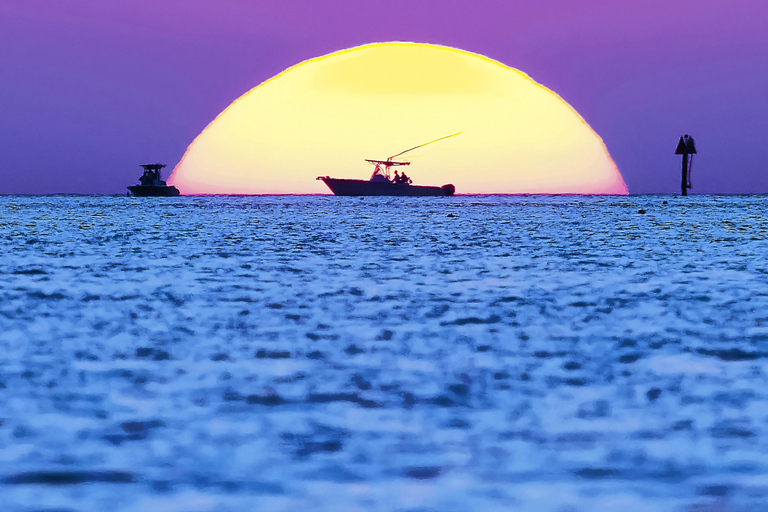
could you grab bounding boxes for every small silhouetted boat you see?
[127,164,179,197]
[317,133,459,197]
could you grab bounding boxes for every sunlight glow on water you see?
[1,195,768,511]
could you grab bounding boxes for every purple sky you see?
[2,0,767,194]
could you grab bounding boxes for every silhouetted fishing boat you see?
[127,164,180,197]
[317,133,459,197]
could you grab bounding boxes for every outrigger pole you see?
[388,132,462,160]
[365,132,462,179]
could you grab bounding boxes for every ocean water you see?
[1,194,768,512]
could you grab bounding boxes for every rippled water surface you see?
[2,195,768,511]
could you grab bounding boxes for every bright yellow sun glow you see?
[169,42,627,194]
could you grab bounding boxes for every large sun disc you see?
[169,42,627,195]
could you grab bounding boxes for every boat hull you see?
[127,185,180,197]
[318,177,454,197]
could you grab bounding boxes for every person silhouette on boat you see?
[400,172,412,185]
[393,170,400,184]
[139,168,157,186]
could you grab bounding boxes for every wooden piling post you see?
[675,134,697,196]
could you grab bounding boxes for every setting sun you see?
[169,42,627,195]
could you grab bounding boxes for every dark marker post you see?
[674,134,697,196]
